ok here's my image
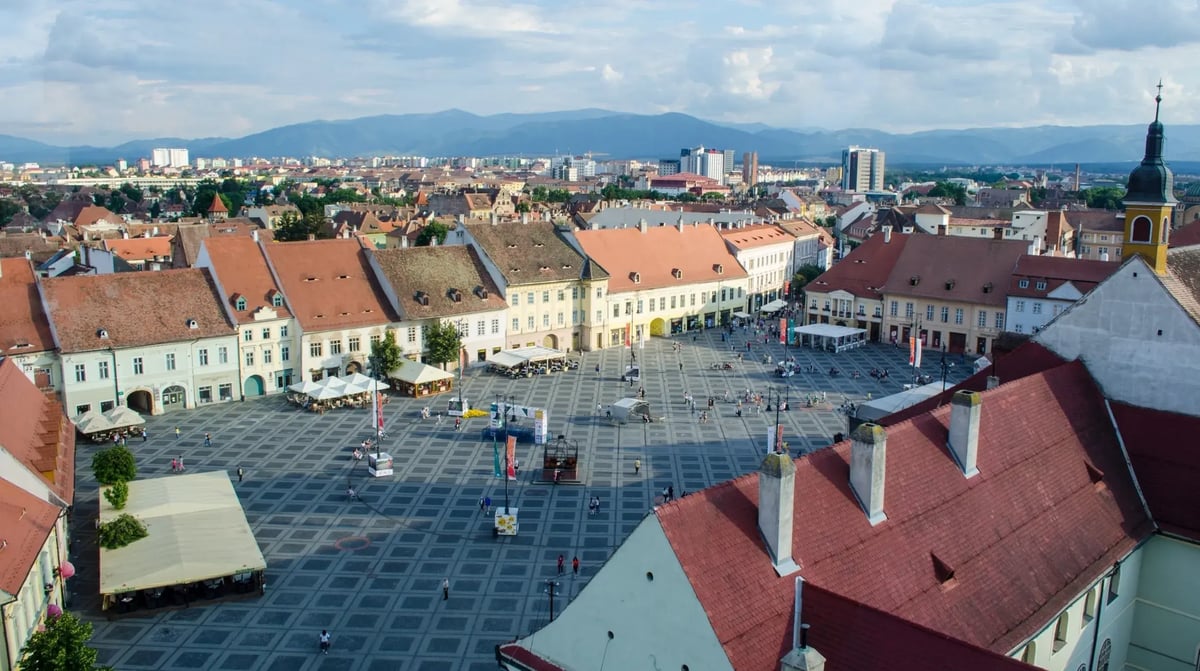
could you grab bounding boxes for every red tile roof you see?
[0,477,60,595]
[657,362,1151,669]
[0,358,75,505]
[201,236,293,324]
[0,258,55,354]
[807,231,910,298]
[102,236,173,262]
[1110,402,1200,542]
[73,205,120,227]
[41,268,235,352]
[1170,219,1200,248]
[882,236,1028,307]
[207,193,228,213]
[719,223,795,249]
[263,238,397,331]
[371,245,508,319]
[1008,255,1119,298]
[575,224,747,293]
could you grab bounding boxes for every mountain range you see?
[3,109,1200,167]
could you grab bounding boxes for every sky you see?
[2,0,1200,146]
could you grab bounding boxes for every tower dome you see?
[1125,86,1177,205]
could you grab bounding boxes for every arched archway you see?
[161,385,186,412]
[345,361,363,375]
[243,375,265,397]
[542,334,559,349]
[127,390,154,414]
[649,318,667,337]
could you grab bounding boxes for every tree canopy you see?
[425,321,463,369]
[415,220,449,246]
[92,445,136,485]
[1083,186,1125,211]
[19,611,113,671]
[274,210,329,242]
[370,330,404,379]
[926,181,968,206]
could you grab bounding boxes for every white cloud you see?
[0,0,1197,144]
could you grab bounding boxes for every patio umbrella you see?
[103,406,145,429]
[287,380,322,395]
[74,410,113,435]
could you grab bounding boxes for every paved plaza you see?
[68,330,973,671]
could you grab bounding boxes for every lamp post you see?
[939,346,950,392]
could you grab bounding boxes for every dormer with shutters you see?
[414,290,430,306]
[448,288,463,303]
[475,285,490,300]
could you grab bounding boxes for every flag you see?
[625,322,632,348]
[492,438,502,478]
[779,318,787,344]
[375,384,385,433]
[505,435,517,480]
[914,336,923,368]
[908,335,916,366]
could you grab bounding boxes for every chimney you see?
[143,229,150,238]
[780,581,825,671]
[152,226,159,236]
[948,390,981,477]
[252,229,259,242]
[307,233,316,241]
[490,211,497,226]
[401,235,409,249]
[993,227,1003,240]
[986,375,999,390]
[758,452,799,575]
[849,423,887,525]
[430,235,438,247]
[122,230,129,239]
[639,218,648,234]
[676,216,684,232]
[882,225,892,243]
[521,212,529,225]
[937,224,947,236]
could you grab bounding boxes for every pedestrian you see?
[668,485,675,501]
[484,495,492,514]
[572,556,580,575]
[142,429,148,442]
[204,432,212,447]
[479,497,486,514]
[557,554,565,575]
[170,458,178,472]
[442,577,450,600]
[662,486,669,502]
[633,458,641,474]
[454,418,462,431]
[347,485,356,500]
[174,426,181,439]
[319,629,331,655]
[237,466,244,483]
[177,456,185,472]
[596,403,603,416]
[678,362,683,372]
[595,364,600,376]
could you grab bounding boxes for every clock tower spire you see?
[1122,82,1176,275]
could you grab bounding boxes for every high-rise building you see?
[841,146,885,192]
[658,159,681,176]
[742,151,759,187]
[151,147,190,168]
[680,146,729,184]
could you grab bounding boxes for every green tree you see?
[97,513,148,550]
[1083,186,1125,210]
[927,181,968,206]
[91,446,136,486]
[119,182,143,203]
[0,198,21,226]
[370,330,404,379]
[18,611,113,671]
[102,481,128,510]
[425,321,463,370]
[415,220,449,246]
[106,191,126,214]
[515,200,531,213]
[274,210,328,242]
[149,201,162,219]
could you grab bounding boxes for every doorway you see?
[243,375,265,397]
[127,389,154,414]
[161,385,186,412]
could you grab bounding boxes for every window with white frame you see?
[262,327,271,340]
[926,305,934,320]
[280,325,289,337]
[219,346,228,364]
[245,350,255,366]
[198,349,209,366]
[310,342,322,357]
[98,361,110,379]
[978,311,987,327]
[491,319,500,334]
[889,301,898,317]
[477,321,486,336]
[408,327,417,343]
[330,340,343,354]
[1032,303,1043,315]
[542,314,550,327]
[1015,300,1026,313]
[954,308,963,324]
[994,312,1004,329]
[263,348,273,364]
[512,318,520,331]
[243,330,252,342]
[74,364,86,382]
[133,357,144,375]
[527,316,535,329]
[165,353,176,370]
[281,345,290,362]
[348,336,360,352]
[940,307,949,322]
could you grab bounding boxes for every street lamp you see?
[939,346,950,392]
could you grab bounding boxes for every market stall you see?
[388,362,454,398]
[286,375,388,412]
[486,346,569,377]
[792,323,868,353]
[760,299,789,314]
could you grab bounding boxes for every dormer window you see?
[910,275,920,286]
[97,329,109,339]
[234,296,247,311]
[271,292,283,307]
[449,289,463,303]
[671,268,682,279]
[186,319,198,329]
[1035,280,1047,291]
[983,282,994,294]
[476,286,490,299]
[630,272,641,284]
[713,263,724,274]
[1018,279,1029,289]
[414,291,430,306]
[944,279,956,290]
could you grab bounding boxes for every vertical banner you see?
[506,435,517,480]
[375,388,385,433]
[914,336,923,368]
[779,318,787,344]
[787,318,795,346]
[908,336,916,366]
[492,438,502,478]
[625,322,632,348]
[766,424,785,454]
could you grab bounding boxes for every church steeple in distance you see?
[1122,81,1177,275]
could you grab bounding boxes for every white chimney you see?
[429,235,438,247]
[986,375,999,390]
[252,229,259,242]
[490,212,497,226]
[521,212,529,225]
[849,423,887,525]
[882,225,892,243]
[676,216,684,232]
[122,230,129,239]
[948,390,981,477]
[401,236,409,248]
[757,452,799,575]
[143,229,150,238]
[639,218,648,234]
[780,579,825,671]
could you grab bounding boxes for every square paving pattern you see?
[68,332,972,670]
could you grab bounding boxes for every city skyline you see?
[2,0,1199,146]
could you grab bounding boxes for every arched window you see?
[1022,642,1037,664]
[1130,216,1153,243]
[1097,638,1112,671]
[1162,217,1171,244]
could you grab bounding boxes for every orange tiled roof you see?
[719,224,795,249]
[263,238,396,331]
[201,236,293,324]
[0,477,60,595]
[102,236,173,261]
[0,358,76,506]
[41,268,235,352]
[372,246,508,319]
[575,224,747,292]
[73,205,120,227]
[0,257,55,353]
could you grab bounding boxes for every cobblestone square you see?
[70,331,971,670]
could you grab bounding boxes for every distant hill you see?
[4,110,1200,166]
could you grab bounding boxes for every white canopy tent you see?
[760,299,788,314]
[390,362,454,385]
[99,471,266,599]
[792,323,868,353]
[487,346,566,369]
[342,372,388,390]
[74,410,114,435]
[732,311,753,319]
[103,406,145,429]
[287,380,322,395]
[853,382,945,424]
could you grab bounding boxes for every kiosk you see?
[494,507,519,536]
[447,397,469,417]
[368,452,394,477]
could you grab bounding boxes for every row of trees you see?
[92,446,147,550]
[369,322,464,374]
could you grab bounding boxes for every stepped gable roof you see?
[1008,255,1119,298]
[201,236,292,324]
[467,219,594,284]
[0,358,76,505]
[1171,220,1200,248]
[0,477,60,595]
[574,223,746,293]
[806,230,910,298]
[658,361,1151,669]
[720,223,795,249]
[881,236,1027,307]
[372,245,507,319]
[1109,402,1200,543]
[1163,246,1200,326]
[102,236,172,262]
[880,340,1066,426]
[41,268,234,352]
[0,257,54,354]
[263,238,395,331]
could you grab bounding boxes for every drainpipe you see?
[109,347,121,409]
[1087,564,1113,671]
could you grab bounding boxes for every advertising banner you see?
[506,435,517,480]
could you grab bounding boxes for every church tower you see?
[1122,82,1177,275]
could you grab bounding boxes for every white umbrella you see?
[288,380,322,395]
[319,377,349,394]
[310,385,343,401]
[341,372,376,387]
[74,410,114,435]
[103,406,145,429]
